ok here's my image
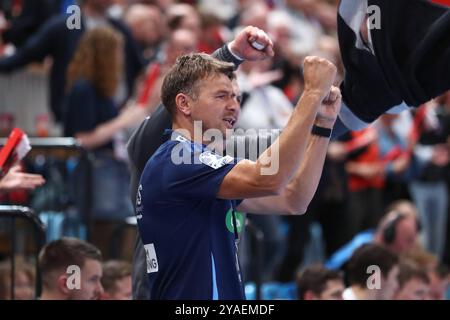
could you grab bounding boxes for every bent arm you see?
[218,57,337,200]
[0,17,59,72]
[235,86,342,215]
[218,90,323,199]
[237,133,330,215]
[77,105,147,150]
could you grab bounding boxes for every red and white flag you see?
[0,128,31,178]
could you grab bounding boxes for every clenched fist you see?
[316,86,342,129]
[303,56,337,100]
[229,26,274,61]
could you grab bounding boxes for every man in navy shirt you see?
[136,49,342,299]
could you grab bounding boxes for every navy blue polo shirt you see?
[136,131,245,300]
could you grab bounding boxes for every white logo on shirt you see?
[136,185,143,220]
[136,185,142,206]
[199,151,234,169]
[175,135,189,143]
[144,243,159,273]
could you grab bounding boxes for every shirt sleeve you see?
[0,16,61,72]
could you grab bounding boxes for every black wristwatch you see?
[311,124,332,138]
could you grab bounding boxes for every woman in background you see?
[0,259,35,300]
[64,27,147,256]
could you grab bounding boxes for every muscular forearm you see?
[252,91,322,192]
[237,132,330,215]
[282,134,330,214]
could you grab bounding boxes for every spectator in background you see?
[326,200,421,270]
[0,165,45,192]
[64,27,148,256]
[410,93,450,260]
[296,264,344,300]
[139,0,174,12]
[266,9,301,99]
[428,264,449,300]
[238,1,269,32]
[342,127,385,236]
[376,113,415,207]
[344,243,399,300]
[0,0,143,122]
[131,28,199,121]
[0,259,35,300]
[197,13,227,55]
[236,57,289,130]
[101,260,132,300]
[394,261,430,300]
[0,0,59,48]
[39,237,103,300]
[163,28,199,68]
[279,0,325,55]
[123,4,165,62]
[166,3,201,40]
[373,209,420,254]
[400,247,438,272]
[400,248,449,300]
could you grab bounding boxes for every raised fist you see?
[303,56,337,100]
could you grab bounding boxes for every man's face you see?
[317,279,344,300]
[428,271,448,300]
[140,11,163,46]
[187,74,241,137]
[167,34,198,65]
[395,278,430,300]
[15,271,34,300]
[391,218,418,253]
[379,265,400,300]
[68,259,103,300]
[109,276,132,300]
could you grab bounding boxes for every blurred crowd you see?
[0,0,449,300]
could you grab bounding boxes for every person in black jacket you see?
[0,0,143,122]
[0,0,59,47]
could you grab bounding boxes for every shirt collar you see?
[165,129,209,153]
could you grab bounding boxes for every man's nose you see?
[227,97,240,112]
[96,282,104,296]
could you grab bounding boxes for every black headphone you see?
[382,212,421,244]
[382,213,406,244]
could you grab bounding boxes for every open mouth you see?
[223,117,236,128]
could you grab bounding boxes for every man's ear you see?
[175,93,192,116]
[57,274,71,296]
[303,290,319,300]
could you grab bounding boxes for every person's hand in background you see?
[0,10,7,56]
[0,165,45,192]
